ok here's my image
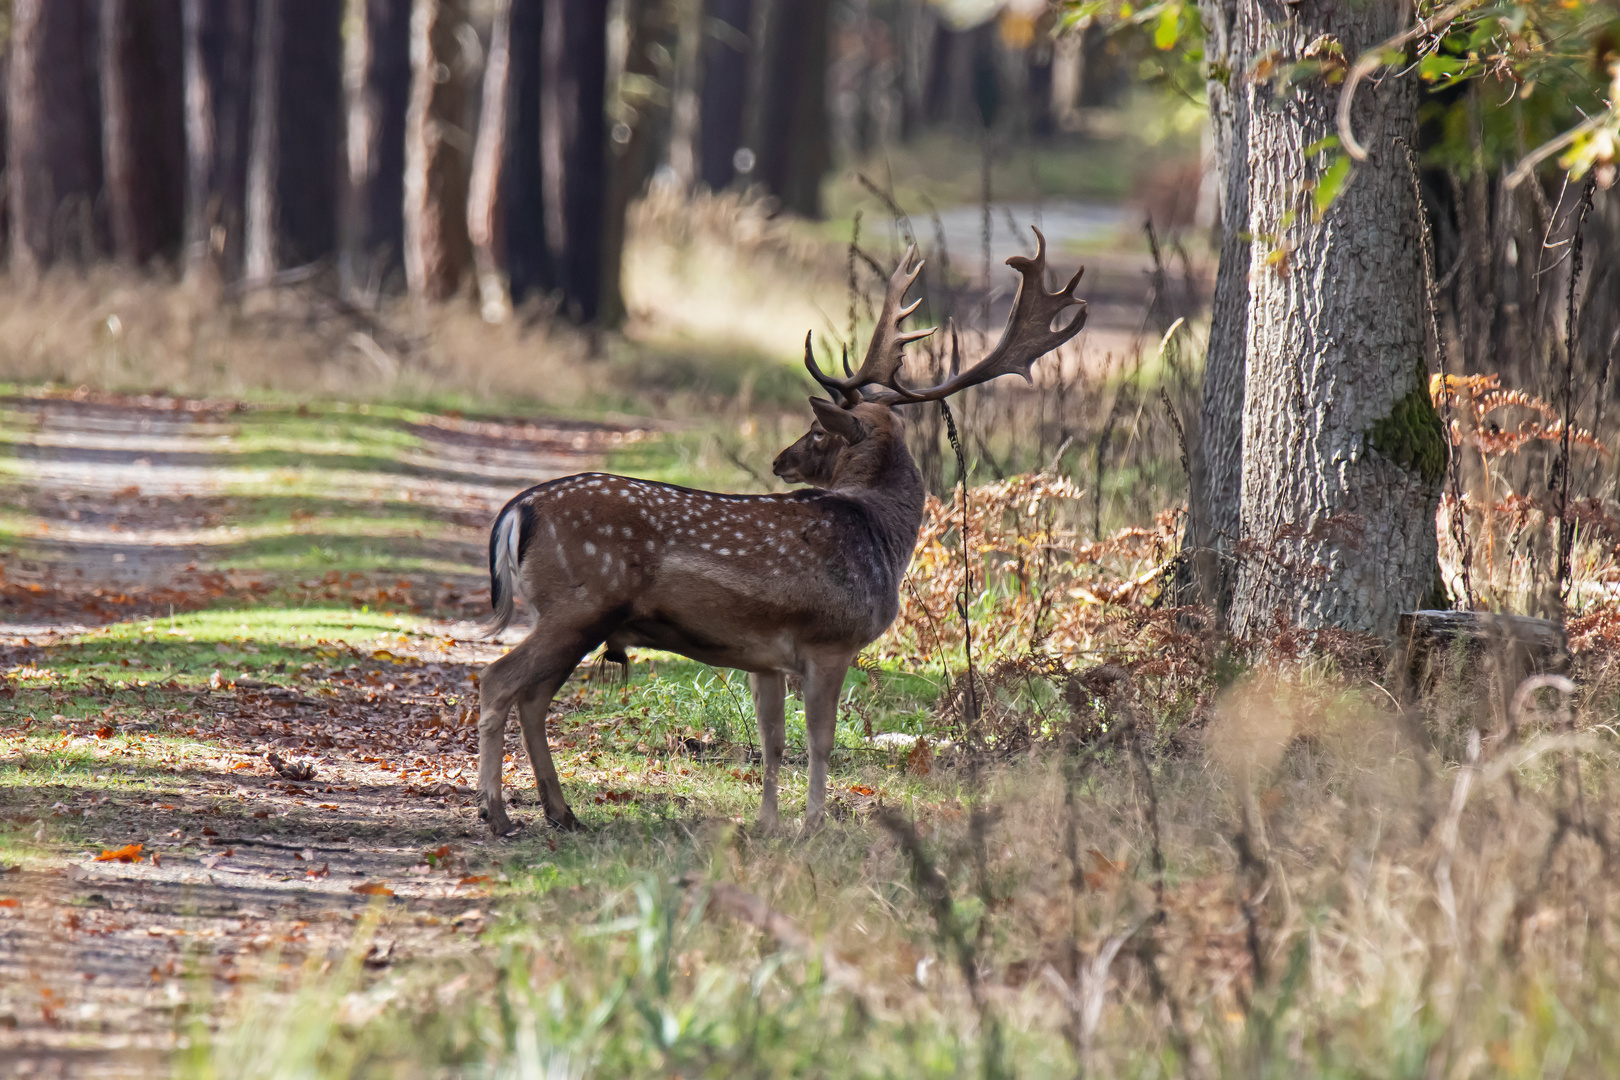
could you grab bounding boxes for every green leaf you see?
[1153,4,1181,51]
[1304,134,1342,156]
[1419,53,1466,82]
[1314,154,1353,218]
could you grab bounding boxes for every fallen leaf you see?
[847,785,876,796]
[351,882,394,897]
[94,844,143,863]
[305,863,330,879]
[95,726,114,739]
[0,898,19,908]
[201,827,218,837]
[457,874,491,886]
[907,738,933,777]
[151,853,162,868]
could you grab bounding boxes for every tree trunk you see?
[403,0,473,302]
[664,0,704,191]
[183,0,257,285]
[8,0,102,278]
[697,0,753,191]
[1184,0,1248,620]
[540,0,607,322]
[100,0,185,266]
[754,0,829,219]
[340,0,412,299]
[244,0,283,282]
[275,0,343,266]
[598,0,666,329]
[1229,0,1442,640]
[502,0,548,304]
[468,0,512,321]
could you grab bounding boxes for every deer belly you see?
[612,616,800,672]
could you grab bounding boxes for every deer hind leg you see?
[517,678,582,830]
[749,672,787,829]
[477,633,589,836]
[802,656,853,828]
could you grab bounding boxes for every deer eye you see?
[812,433,826,445]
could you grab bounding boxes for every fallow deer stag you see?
[477,229,1085,834]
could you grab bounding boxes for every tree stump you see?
[1396,610,1568,746]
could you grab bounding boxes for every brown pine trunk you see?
[503,0,548,304]
[275,0,343,266]
[8,0,102,278]
[540,0,607,322]
[183,0,257,285]
[1184,0,1248,620]
[697,0,753,191]
[341,0,413,299]
[100,0,186,266]
[403,0,473,302]
[754,0,830,218]
[1229,0,1442,639]
[468,0,513,321]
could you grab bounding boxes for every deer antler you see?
[869,228,1086,404]
[805,244,935,405]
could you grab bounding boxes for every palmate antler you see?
[805,244,936,406]
[805,228,1087,408]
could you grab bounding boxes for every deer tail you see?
[486,496,528,638]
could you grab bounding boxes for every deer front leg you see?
[517,684,581,830]
[750,671,787,829]
[802,659,850,827]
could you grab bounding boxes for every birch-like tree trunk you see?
[1229,0,1443,639]
[468,0,512,321]
[1184,0,1248,619]
[8,0,102,278]
[403,0,472,302]
[244,0,283,283]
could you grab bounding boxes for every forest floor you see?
[0,391,923,1077]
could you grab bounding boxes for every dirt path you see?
[0,390,631,1076]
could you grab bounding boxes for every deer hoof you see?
[547,807,583,832]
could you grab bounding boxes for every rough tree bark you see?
[540,0,607,322]
[754,0,830,218]
[697,0,754,191]
[183,0,257,285]
[404,0,473,302]
[340,0,413,299]
[1185,0,1249,619]
[1229,0,1444,639]
[8,0,102,278]
[100,0,185,266]
[503,0,548,304]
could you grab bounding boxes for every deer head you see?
[781,229,1088,486]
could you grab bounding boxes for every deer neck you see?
[826,418,927,576]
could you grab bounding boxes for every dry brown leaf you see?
[94,843,143,863]
[351,882,394,897]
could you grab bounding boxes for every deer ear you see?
[810,397,870,444]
